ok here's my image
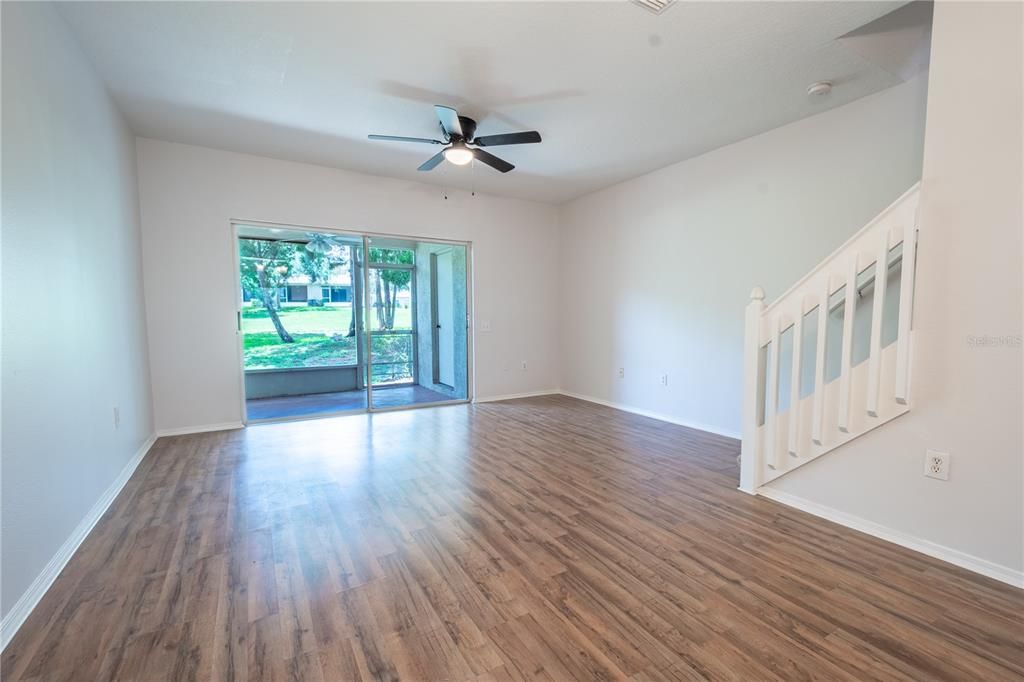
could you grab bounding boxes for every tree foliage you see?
[299,242,349,285]
[369,248,413,331]
[239,238,410,346]
[299,250,330,285]
[239,238,297,342]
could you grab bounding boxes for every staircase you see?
[740,184,920,492]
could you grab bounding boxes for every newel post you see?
[739,286,765,494]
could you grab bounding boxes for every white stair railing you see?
[740,184,920,492]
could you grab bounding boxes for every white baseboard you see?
[757,487,1024,589]
[558,391,741,441]
[156,421,244,437]
[474,389,560,403]
[1,433,158,651]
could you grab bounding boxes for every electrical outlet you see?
[618,367,625,379]
[924,450,950,480]
[660,374,669,387]
[479,320,492,333]
[113,406,121,430]
[521,360,528,371]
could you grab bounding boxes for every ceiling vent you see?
[632,0,676,15]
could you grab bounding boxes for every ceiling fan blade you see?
[434,105,464,138]
[472,131,542,147]
[368,134,443,144]
[472,148,515,173]
[417,151,446,171]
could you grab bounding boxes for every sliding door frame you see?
[365,247,418,393]
[230,218,473,424]
[231,222,370,425]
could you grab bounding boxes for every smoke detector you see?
[807,81,833,97]
[632,0,676,15]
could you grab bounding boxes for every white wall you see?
[1,2,154,625]
[768,1,1023,579]
[558,74,928,437]
[136,140,560,432]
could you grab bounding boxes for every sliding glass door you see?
[365,236,469,410]
[237,225,368,420]
[237,224,468,421]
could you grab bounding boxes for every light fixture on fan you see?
[443,143,474,166]
[305,233,337,254]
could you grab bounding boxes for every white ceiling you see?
[59,1,913,203]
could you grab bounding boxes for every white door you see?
[436,250,455,387]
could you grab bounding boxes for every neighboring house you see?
[241,267,413,309]
[242,268,353,304]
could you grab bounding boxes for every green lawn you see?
[243,304,353,335]
[242,304,413,371]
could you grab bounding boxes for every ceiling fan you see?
[368,105,541,173]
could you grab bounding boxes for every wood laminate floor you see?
[3,395,1022,681]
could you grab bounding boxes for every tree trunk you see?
[387,283,398,329]
[374,271,385,331]
[257,269,294,343]
[348,247,361,338]
[383,281,396,330]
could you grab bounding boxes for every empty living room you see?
[3,0,1023,679]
